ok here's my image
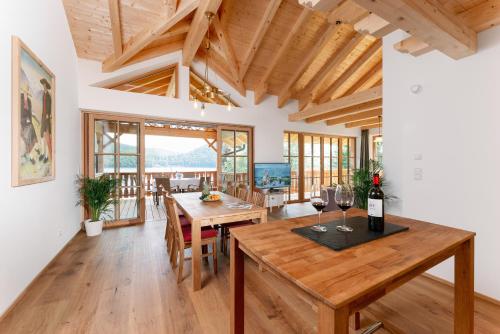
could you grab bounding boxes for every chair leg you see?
[202,245,208,262]
[213,240,218,275]
[177,249,184,284]
[171,239,178,268]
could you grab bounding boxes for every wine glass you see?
[310,183,329,232]
[335,183,355,232]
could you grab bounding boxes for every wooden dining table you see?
[172,191,267,291]
[230,209,475,334]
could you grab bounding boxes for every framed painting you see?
[11,36,56,186]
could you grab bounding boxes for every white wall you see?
[0,1,80,315]
[78,53,361,163]
[383,27,500,300]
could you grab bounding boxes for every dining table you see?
[172,191,268,291]
[230,209,475,334]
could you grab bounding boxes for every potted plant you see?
[76,174,117,237]
[352,160,395,210]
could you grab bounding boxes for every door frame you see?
[83,111,146,227]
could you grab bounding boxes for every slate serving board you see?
[291,216,409,251]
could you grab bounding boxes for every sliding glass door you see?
[85,113,145,226]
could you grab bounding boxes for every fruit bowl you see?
[200,193,221,202]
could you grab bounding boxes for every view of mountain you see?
[110,144,216,170]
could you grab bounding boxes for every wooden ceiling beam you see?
[182,0,223,67]
[254,8,312,104]
[153,21,191,45]
[306,98,381,123]
[125,73,173,92]
[212,15,245,95]
[165,0,177,18]
[290,85,382,121]
[277,23,340,108]
[102,0,198,72]
[108,0,123,56]
[327,1,369,25]
[326,108,382,126]
[342,60,382,97]
[254,8,313,105]
[394,37,433,57]
[143,83,170,94]
[239,0,283,79]
[361,123,382,130]
[394,0,500,57]
[316,39,381,103]
[124,39,185,67]
[354,13,397,38]
[299,0,344,12]
[297,32,364,104]
[352,0,477,59]
[345,116,381,128]
[145,127,217,139]
[165,71,176,97]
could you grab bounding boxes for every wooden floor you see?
[1,208,499,333]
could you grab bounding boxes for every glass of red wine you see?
[334,183,354,232]
[310,183,329,232]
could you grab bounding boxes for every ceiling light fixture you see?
[374,115,383,143]
[192,12,233,115]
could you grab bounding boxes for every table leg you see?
[192,221,202,291]
[454,237,474,334]
[260,211,267,224]
[318,303,349,334]
[230,236,245,334]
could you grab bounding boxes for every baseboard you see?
[0,229,83,322]
[422,273,500,307]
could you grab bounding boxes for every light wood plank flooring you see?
[1,210,499,333]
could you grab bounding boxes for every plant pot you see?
[84,219,103,237]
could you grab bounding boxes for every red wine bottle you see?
[368,174,384,231]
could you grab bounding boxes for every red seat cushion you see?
[181,225,218,242]
[179,215,190,227]
[227,220,254,229]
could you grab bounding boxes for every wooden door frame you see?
[83,111,146,228]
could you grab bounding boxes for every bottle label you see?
[368,199,383,217]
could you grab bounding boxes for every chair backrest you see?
[224,181,235,196]
[164,195,184,247]
[156,177,172,194]
[236,185,249,202]
[251,191,266,207]
[198,176,205,190]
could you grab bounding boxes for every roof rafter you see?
[108,0,123,56]
[342,60,382,96]
[345,116,381,128]
[277,23,341,108]
[212,14,245,95]
[253,7,313,104]
[102,0,199,72]
[165,0,177,18]
[239,0,283,79]
[327,0,368,25]
[316,39,382,103]
[182,0,223,66]
[354,13,396,38]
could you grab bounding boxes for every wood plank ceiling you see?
[63,0,500,129]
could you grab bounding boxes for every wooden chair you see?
[236,184,250,201]
[164,195,218,283]
[221,189,264,255]
[222,181,235,196]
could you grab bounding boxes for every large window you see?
[372,135,383,163]
[283,131,356,202]
[283,132,299,201]
[341,137,356,184]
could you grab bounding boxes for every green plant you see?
[76,175,118,222]
[352,160,390,210]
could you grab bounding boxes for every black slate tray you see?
[291,216,409,251]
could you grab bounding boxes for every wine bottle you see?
[368,173,384,231]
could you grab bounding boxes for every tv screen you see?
[254,163,291,189]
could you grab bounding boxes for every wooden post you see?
[454,237,474,334]
[230,236,245,334]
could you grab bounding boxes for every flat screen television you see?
[254,163,291,189]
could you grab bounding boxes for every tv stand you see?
[263,188,287,212]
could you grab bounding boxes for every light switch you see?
[414,168,423,181]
